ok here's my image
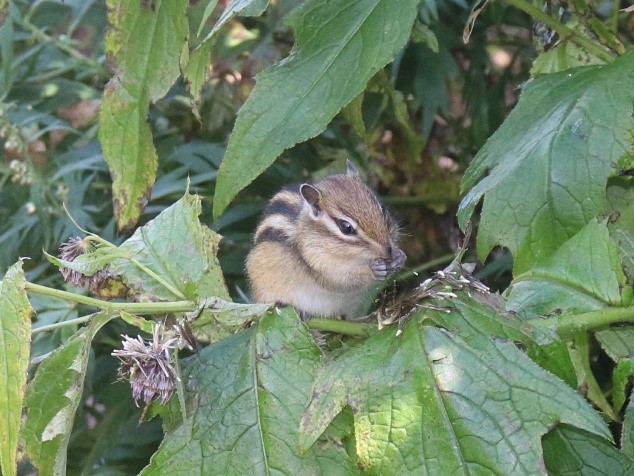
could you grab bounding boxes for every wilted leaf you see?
[458,51,634,273]
[21,313,114,475]
[212,0,420,217]
[543,425,634,475]
[0,262,32,476]
[110,192,229,302]
[140,308,357,475]
[300,312,610,474]
[100,0,188,229]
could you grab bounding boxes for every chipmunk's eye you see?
[337,219,356,235]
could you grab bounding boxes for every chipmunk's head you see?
[297,161,406,291]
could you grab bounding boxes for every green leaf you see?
[186,0,269,103]
[110,192,230,302]
[104,0,188,102]
[140,308,357,475]
[458,51,634,273]
[100,0,188,229]
[190,297,269,343]
[507,220,625,311]
[595,328,634,363]
[624,399,634,458]
[543,425,634,475]
[612,359,634,413]
[21,313,114,475]
[212,0,420,218]
[0,262,32,476]
[300,314,610,474]
[99,80,158,230]
[430,289,577,387]
[505,220,632,366]
[530,40,604,76]
[607,177,634,281]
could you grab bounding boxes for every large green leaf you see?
[506,220,632,364]
[543,425,634,475]
[21,313,114,475]
[212,0,420,217]
[507,220,624,313]
[0,262,32,476]
[110,192,229,302]
[140,308,357,475]
[458,51,634,273]
[99,0,188,229]
[300,311,610,474]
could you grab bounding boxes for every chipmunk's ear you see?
[300,184,321,218]
[346,159,360,177]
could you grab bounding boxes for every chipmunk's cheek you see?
[370,259,389,279]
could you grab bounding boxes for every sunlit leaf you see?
[300,309,609,474]
[140,309,357,475]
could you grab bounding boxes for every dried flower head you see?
[58,236,110,289]
[112,325,179,405]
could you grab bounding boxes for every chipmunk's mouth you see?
[370,248,406,279]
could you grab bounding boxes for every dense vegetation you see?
[1,0,633,474]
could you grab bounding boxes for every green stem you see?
[16,16,108,75]
[305,318,374,337]
[25,282,196,315]
[608,0,620,32]
[534,306,634,337]
[504,0,614,63]
[31,314,95,335]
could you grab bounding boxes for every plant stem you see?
[25,282,196,315]
[31,314,96,335]
[504,0,614,63]
[16,16,108,76]
[305,318,374,337]
[534,306,634,337]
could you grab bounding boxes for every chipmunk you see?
[246,161,406,318]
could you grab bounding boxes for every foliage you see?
[0,0,633,475]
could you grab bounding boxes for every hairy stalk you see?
[25,282,196,317]
[534,306,634,337]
